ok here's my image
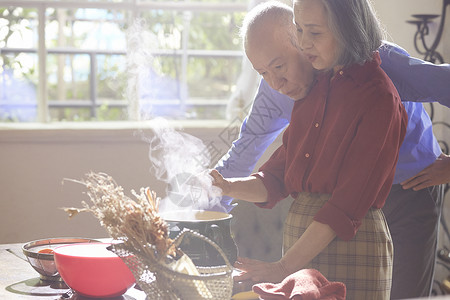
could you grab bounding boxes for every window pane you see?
[97,54,127,101]
[45,8,128,51]
[187,56,241,98]
[0,7,39,122]
[47,53,90,101]
[188,11,244,51]
[138,10,183,51]
[45,7,129,121]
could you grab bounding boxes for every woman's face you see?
[293,0,339,71]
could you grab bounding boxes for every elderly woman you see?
[211,0,408,298]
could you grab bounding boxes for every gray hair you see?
[296,0,385,66]
[240,1,298,51]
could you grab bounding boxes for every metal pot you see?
[162,210,237,267]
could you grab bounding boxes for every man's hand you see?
[233,257,288,284]
[401,153,450,191]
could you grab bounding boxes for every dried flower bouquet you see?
[63,172,176,261]
[62,172,232,299]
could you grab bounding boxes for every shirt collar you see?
[332,51,382,85]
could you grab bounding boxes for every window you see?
[0,0,248,122]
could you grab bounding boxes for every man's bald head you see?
[240,0,316,101]
[240,1,297,52]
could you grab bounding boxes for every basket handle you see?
[170,228,233,270]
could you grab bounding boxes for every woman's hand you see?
[233,257,289,284]
[209,169,231,195]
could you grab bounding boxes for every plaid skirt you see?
[283,193,393,300]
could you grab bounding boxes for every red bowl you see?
[54,243,135,298]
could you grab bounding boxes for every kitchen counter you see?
[0,241,253,300]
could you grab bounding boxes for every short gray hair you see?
[240,1,297,50]
[296,0,385,66]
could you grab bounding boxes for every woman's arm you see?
[210,169,268,203]
[280,221,336,273]
[234,220,336,283]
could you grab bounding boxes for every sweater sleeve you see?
[215,79,291,179]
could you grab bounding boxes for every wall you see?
[372,0,445,57]
[0,122,283,245]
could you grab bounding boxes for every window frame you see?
[0,0,248,122]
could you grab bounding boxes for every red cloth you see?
[254,52,407,240]
[252,269,346,300]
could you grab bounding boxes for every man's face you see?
[246,23,316,101]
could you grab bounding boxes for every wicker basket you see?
[111,229,233,300]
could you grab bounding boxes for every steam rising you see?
[126,18,156,121]
[147,119,208,181]
[145,118,223,213]
[126,19,224,213]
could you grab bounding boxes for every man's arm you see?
[379,41,450,107]
[379,42,450,190]
[214,79,293,210]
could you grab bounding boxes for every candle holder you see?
[406,0,450,63]
[406,1,450,201]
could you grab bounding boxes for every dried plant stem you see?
[63,172,176,260]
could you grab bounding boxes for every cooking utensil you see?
[162,210,238,266]
[53,242,135,298]
[22,237,99,281]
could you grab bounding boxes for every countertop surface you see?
[0,241,253,300]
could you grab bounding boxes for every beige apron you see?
[284,192,393,300]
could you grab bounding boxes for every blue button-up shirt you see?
[215,42,448,212]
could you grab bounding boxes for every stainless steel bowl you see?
[22,237,99,281]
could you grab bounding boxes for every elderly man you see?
[214,1,450,299]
